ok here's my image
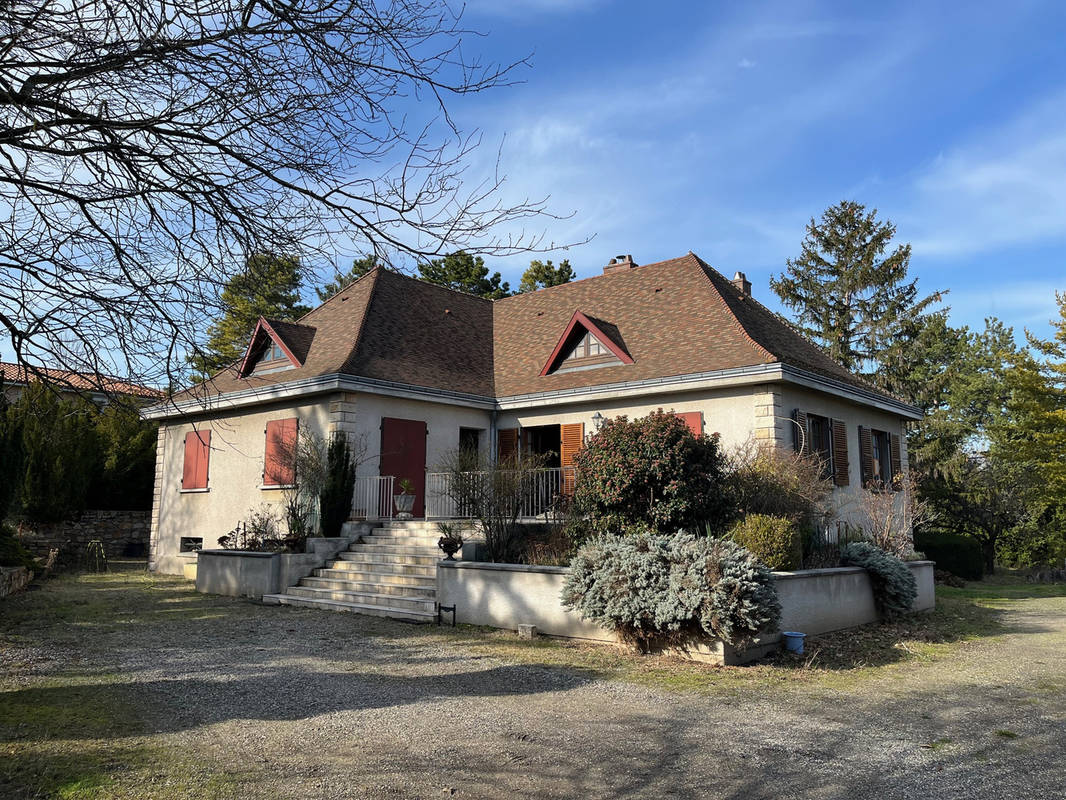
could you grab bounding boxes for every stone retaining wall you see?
[0,566,33,598]
[17,510,151,559]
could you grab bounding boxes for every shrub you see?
[572,410,733,537]
[319,434,357,538]
[913,529,984,580]
[726,439,833,527]
[840,542,918,619]
[729,514,802,571]
[561,530,780,650]
[0,523,37,571]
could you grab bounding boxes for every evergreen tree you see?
[418,251,512,299]
[316,255,381,301]
[89,401,159,511]
[319,434,357,537]
[0,380,24,520]
[519,258,576,293]
[189,253,311,381]
[771,201,942,375]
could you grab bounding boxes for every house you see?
[1,363,164,406]
[145,252,921,575]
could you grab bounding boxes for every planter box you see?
[196,537,353,600]
[437,560,936,665]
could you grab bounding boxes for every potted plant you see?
[436,522,464,561]
[394,477,416,519]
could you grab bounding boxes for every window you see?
[871,429,892,487]
[180,537,203,553]
[807,414,833,481]
[562,331,610,362]
[253,339,291,372]
[181,430,211,491]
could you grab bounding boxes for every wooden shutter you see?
[675,411,703,436]
[890,433,903,491]
[181,430,211,490]
[264,418,298,486]
[560,423,584,495]
[858,426,873,488]
[497,428,519,461]
[831,418,849,487]
[792,409,808,454]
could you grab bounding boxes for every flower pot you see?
[394,493,415,519]
[781,631,806,654]
[438,537,462,561]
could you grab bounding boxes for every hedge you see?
[913,530,984,581]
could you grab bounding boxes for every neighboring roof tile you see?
[0,362,163,399]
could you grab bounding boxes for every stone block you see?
[517,624,537,640]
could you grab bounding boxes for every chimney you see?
[731,271,752,297]
[603,254,638,274]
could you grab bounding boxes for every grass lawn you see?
[1,564,1063,798]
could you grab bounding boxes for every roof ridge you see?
[688,255,777,363]
[495,253,696,303]
[381,266,497,304]
[339,267,384,374]
[297,264,382,322]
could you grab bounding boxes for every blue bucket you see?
[782,631,807,654]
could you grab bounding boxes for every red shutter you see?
[497,428,519,462]
[182,430,211,490]
[559,423,584,495]
[264,418,298,486]
[858,426,873,488]
[792,410,809,455]
[831,419,849,487]
[890,433,903,491]
[675,411,703,436]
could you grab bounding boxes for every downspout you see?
[490,409,498,467]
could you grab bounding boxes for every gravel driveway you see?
[2,567,1064,799]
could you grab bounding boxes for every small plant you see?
[398,478,414,494]
[219,506,284,551]
[436,522,463,560]
[728,514,802,571]
[840,541,918,618]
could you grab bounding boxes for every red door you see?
[380,417,427,517]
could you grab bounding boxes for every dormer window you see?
[255,340,288,370]
[540,310,634,376]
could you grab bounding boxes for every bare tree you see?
[0,0,552,393]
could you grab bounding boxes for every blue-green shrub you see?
[561,530,780,650]
[840,542,918,618]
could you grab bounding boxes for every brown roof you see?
[178,254,902,408]
[265,319,317,364]
[0,362,164,399]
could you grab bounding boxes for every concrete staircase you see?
[263,521,444,622]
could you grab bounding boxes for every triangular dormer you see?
[539,311,634,376]
[237,318,315,377]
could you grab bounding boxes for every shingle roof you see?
[265,319,317,365]
[179,254,902,409]
[0,362,164,399]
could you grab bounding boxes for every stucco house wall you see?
[151,397,332,574]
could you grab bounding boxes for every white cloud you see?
[907,92,1066,258]
[737,58,757,69]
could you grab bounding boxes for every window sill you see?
[180,487,210,494]
[259,484,295,491]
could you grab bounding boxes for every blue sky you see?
[442,0,1066,341]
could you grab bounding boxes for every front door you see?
[380,417,427,518]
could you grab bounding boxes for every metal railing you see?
[350,475,394,520]
[425,467,575,520]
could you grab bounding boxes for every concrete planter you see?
[437,560,936,665]
[196,537,353,600]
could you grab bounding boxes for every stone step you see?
[300,576,437,597]
[262,593,435,622]
[285,585,436,613]
[336,551,439,567]
[314,566,435,584]
[353,542,442,556]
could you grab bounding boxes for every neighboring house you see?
[145,252,921,575]
[0,362,164,406]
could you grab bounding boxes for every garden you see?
[432,411,933,660]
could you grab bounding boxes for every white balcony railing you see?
[425,467,575,520]
[350,475,394,520]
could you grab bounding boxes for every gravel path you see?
[2,568,1065,799]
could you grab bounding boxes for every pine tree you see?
[319,434,357,537]
[418,251,512,299]
[519,258,576,293]
[315,254,380,301]
[771,201,941,375]
[189,253,311,381]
